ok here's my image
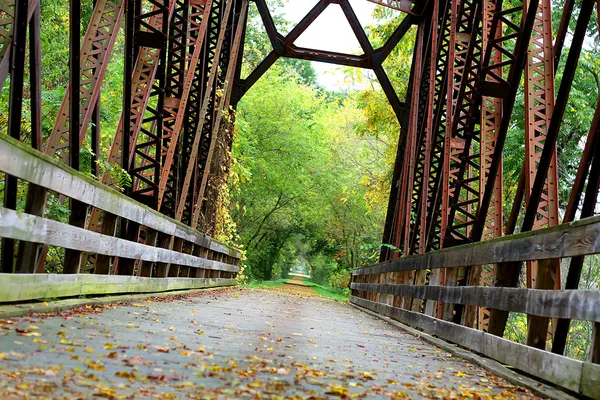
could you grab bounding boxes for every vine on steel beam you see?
[177,0,226,227]
[191,0,247,229]
[175,0,234,223]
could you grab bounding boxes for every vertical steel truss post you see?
[515,0,594,349]
[406,11,434,257]
[423,0,452,255]
[421,0,452,316]
[551,97,600,354]
[473,0,502,331]
[0,0,37,92]
[408,39,435,307]
[442,0,484,248]
[1,0,28,273]
[522,0,561,349]
[125,0,170,207]
[13,0,41,273]
[62,0,87,274]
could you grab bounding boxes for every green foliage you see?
[232,63,388,283]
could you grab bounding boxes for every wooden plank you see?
[353,213,600,276]
[351,283,600,322]
[0,134,242,259]
[0,273,236,302]
[0,207,239,275]
[350,295,600,399]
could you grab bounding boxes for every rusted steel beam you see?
[253,0,280,45]
[402,20,429,257]
[62,0,86,274]
[469,0,503,330]
[552,97,600,355]
[423,0,451,254]
[373,14,415,64]
[552,0,574,71]
[523,0,560,350]
[487,0,593,338]
[1,0,28,273]
[125,0,171,207]
[422,0,451,316]
[437,0,465,321]
[400,18,426,261]
[18,0,125,273]
[157,0,214,217]
[523,0,559,287]
[13,3,43,274]
[388,29,421,257]
[0,0,37,92]
[407,11,434,256]
[0,0,15,92]
[442,0,484,248]
[44,0,124,161]
[471,0,541,242]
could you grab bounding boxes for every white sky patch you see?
[269,0,379,91]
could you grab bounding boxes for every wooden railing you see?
[0,134,241,302]
[351,218,600,399]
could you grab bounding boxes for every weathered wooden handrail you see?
[351,296,599,399]
[0,207,238,273]
[354,214,600,276]
[0,274,236,303]
[351,283,600,322]
[0,133,241,299]
[351,213,600,399]
[0,134,241,259]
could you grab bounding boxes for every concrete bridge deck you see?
[0,287,542,399]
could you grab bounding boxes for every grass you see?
[300,281,350,302]
[285,278,349,302]
[244,278,350,302]
[245,279,287,289]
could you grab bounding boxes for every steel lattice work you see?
[0,0,599,368]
